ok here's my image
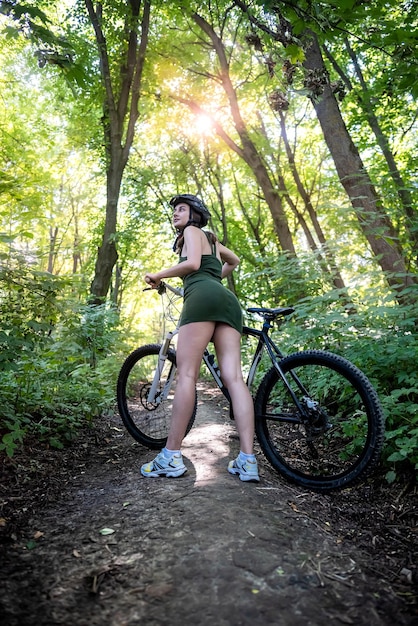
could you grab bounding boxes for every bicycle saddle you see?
[247,306,294,320]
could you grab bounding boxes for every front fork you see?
[147,330,178,404]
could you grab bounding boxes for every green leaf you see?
[284,44,305,64]
[385,470,397,484]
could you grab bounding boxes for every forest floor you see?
[0,383,417,626]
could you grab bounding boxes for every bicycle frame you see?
[119,284,385,490]
[145,281,183,406]
[242,322,285,389]
[147,328,179,404]
[241,321,313,419]
[146,326,228,405]
[204,315,314,420]
[145,281,307,418]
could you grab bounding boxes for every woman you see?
[141,194,259,482]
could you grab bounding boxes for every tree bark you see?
[191,12,297,256]
[303,31,415,297]
[342,38,417,252]
[278,111,347,293]
[47,226,58,274]
[85,0,151,303]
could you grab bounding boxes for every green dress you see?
[179,244,243,333]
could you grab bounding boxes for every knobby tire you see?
[255,350,385,491]
[116,344,197,449]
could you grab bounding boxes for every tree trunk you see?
[84,0,151,303]
[72,201,81,274]
[191,12,296,256]
[47,226,58,274]
[89,168,121,301]
[303,31,415,297]
[278,111,348,293]
[342,38,417,252]
[111,263,122,307]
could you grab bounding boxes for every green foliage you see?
[1,0,416,486]
[0,259,123,456]
[262,273,418,479]
[0,258,64,370]
[0,0,85,87]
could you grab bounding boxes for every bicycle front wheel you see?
[116,344,197,449]
[255,350,385,491]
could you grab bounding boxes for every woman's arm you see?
[144,226,203,286]
[218,242,240,279]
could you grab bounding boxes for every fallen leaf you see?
[145,583,173,597]
[33,530,44,539]
[99,528,115,535]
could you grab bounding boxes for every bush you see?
[0,261,124,456]
[272,285,418,480]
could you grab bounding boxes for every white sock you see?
[162,447,181,458]
[239,451,256,463]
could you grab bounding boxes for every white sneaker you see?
[141,451,187,478]
[228,456,260,482]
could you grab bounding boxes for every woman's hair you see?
[174,211,218,254]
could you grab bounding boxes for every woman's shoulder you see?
[182,226,207,256]
[183,224,202,238]
[183,226,217,245]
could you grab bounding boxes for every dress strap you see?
[204,231,217,256]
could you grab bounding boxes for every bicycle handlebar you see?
[160,281,184,297]
[143,280,184,297]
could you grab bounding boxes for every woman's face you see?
[172,202,190,228]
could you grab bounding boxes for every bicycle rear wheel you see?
[255,350,385,491]
[116,344,197,449]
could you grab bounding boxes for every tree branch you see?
[123,0,151,159]
[83,1,116,127]
[117,0,142,124]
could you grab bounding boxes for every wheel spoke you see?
[255,350,384,490]
[117,345,196,448]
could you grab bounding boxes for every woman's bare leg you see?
[213,324,255,454]
[166,321,216,450]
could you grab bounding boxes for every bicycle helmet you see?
[169,194,211,228]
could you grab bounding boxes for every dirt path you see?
[0,385,416,625]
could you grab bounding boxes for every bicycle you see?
[117,281,385,491]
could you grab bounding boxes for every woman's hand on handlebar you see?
[144,273,161,289]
